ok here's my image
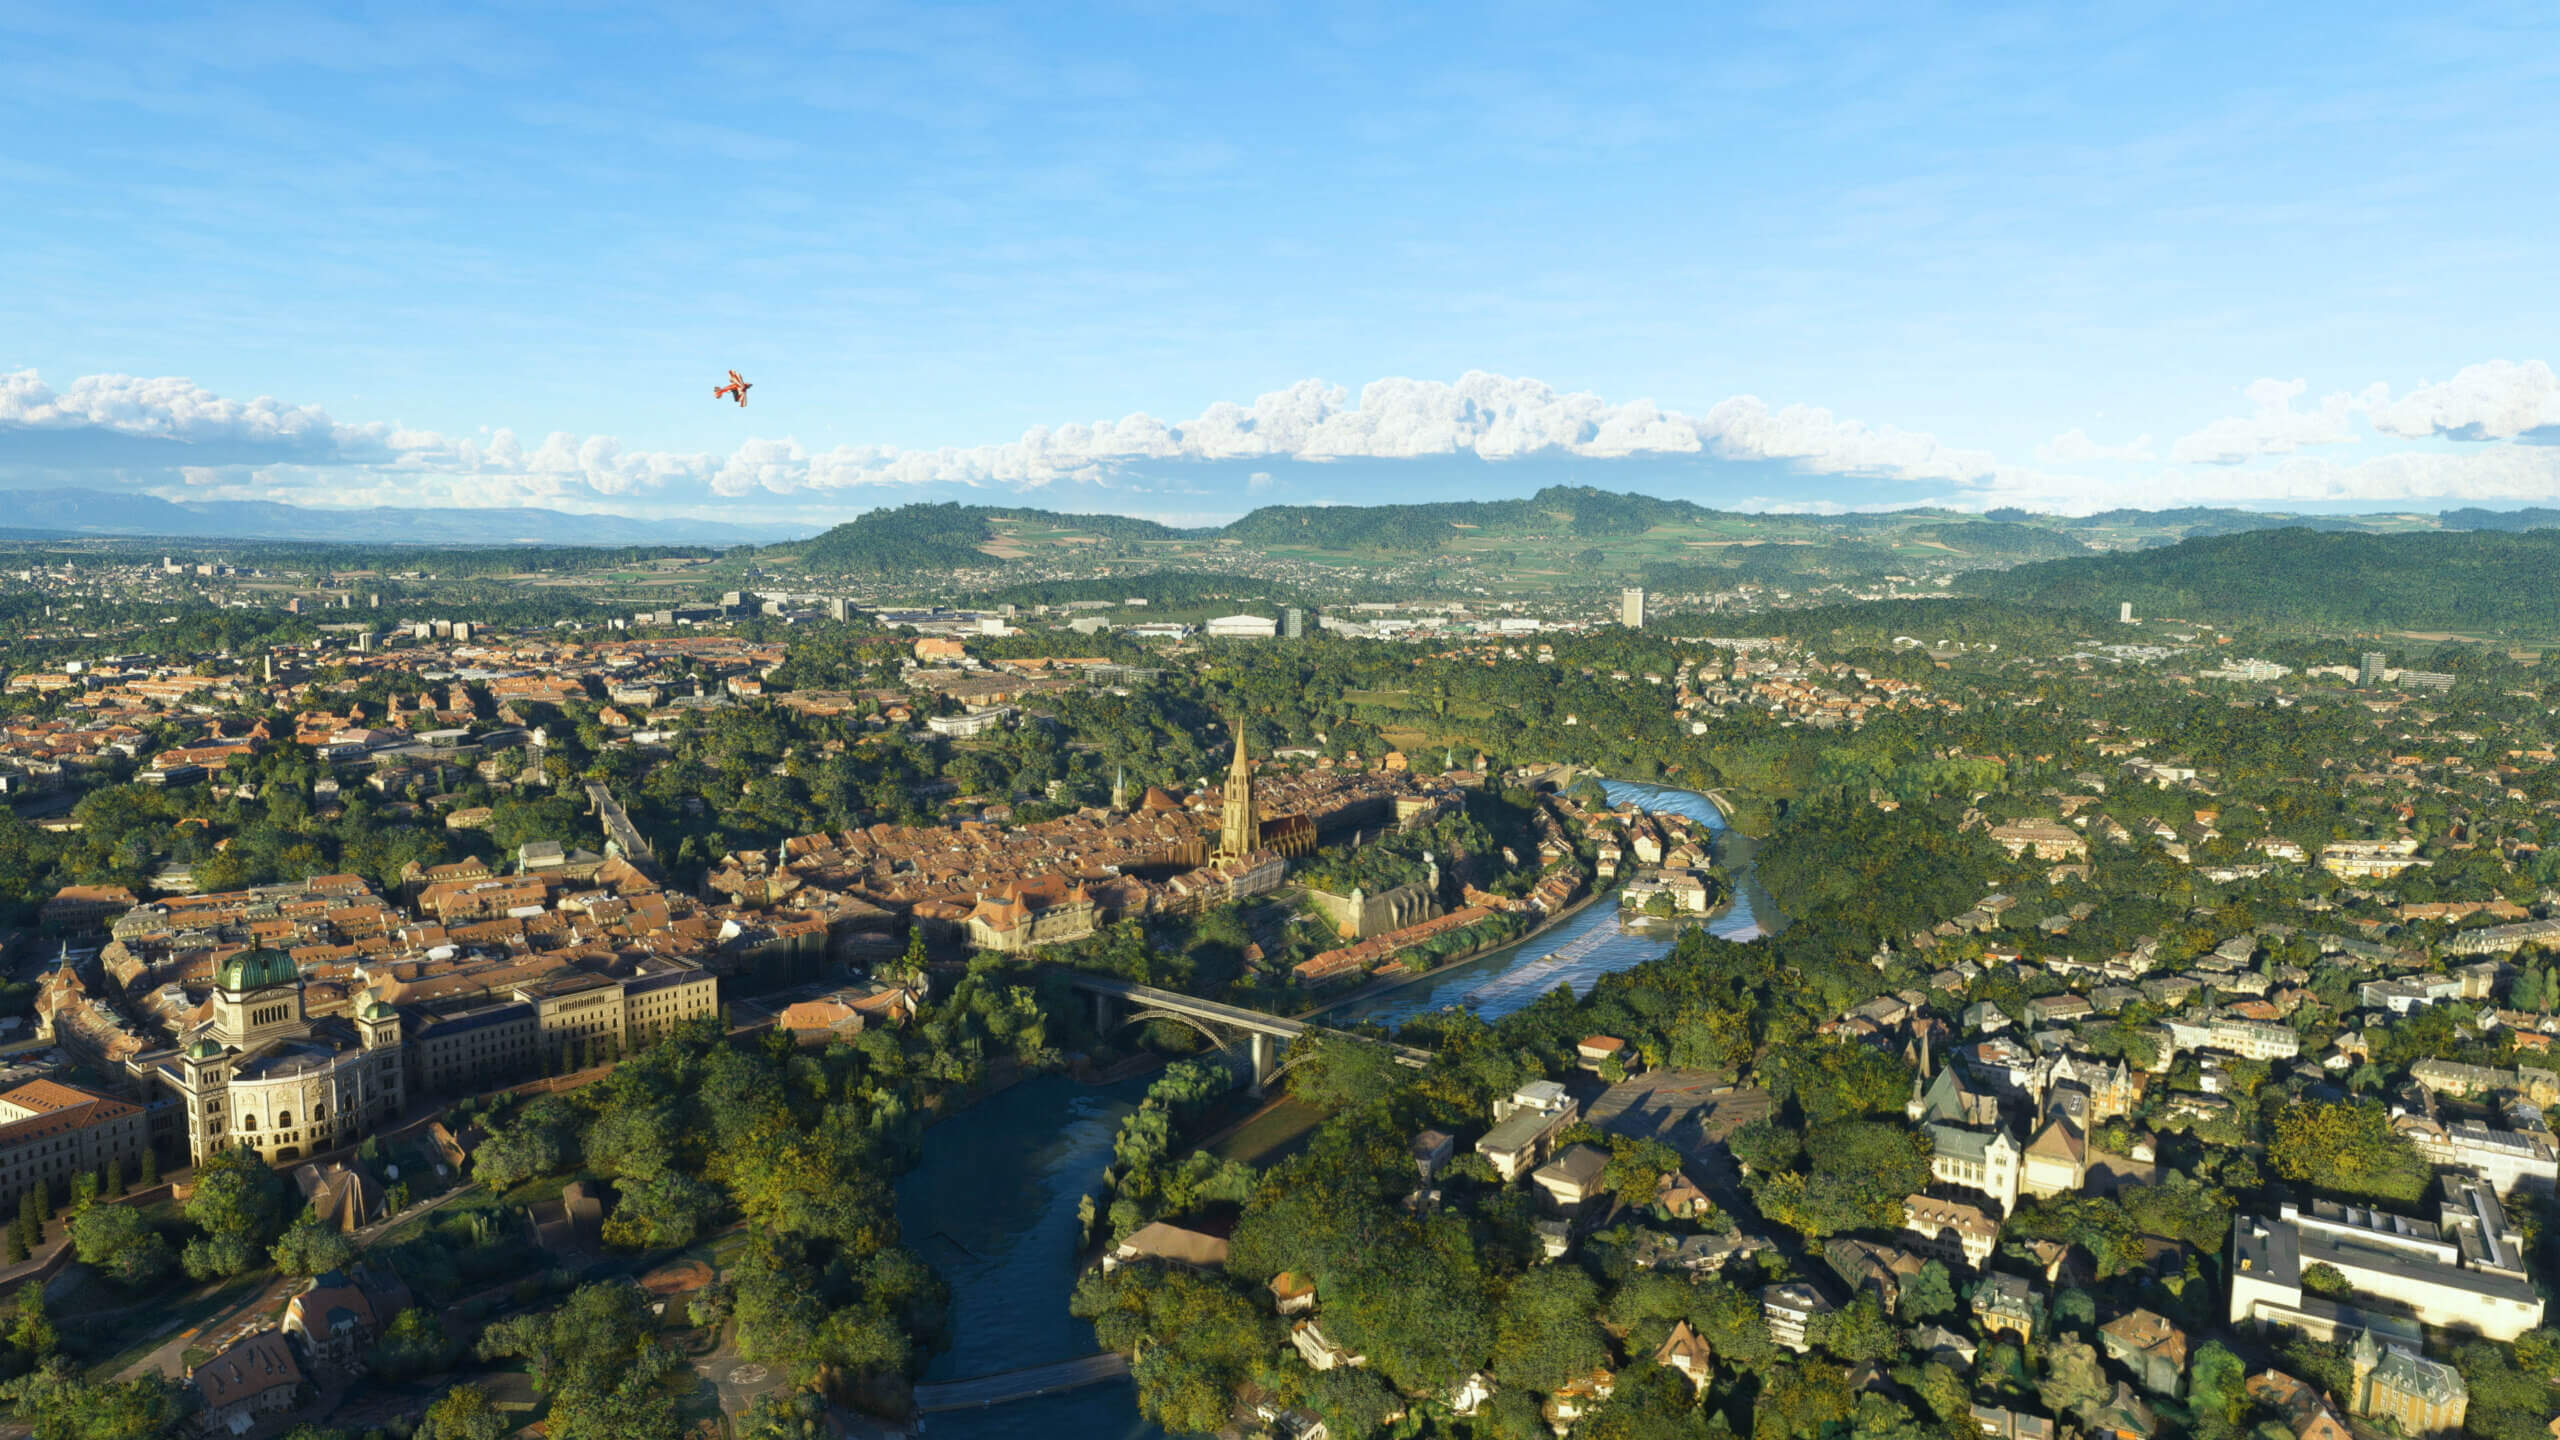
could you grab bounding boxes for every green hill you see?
[1972,527,2560,633]
[787,502,1194,574]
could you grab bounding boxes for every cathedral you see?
[153,948,406,1166]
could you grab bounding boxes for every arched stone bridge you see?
[1064,974,1431,1092]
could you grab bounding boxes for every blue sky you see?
[4,1,2558,528]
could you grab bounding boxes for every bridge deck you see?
[1066,973,1432,1067]
[913,1351,1130,1412]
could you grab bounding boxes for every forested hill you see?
[1971,527,2560,633]
[787,502,1197,573]
[1219,485,1730,552]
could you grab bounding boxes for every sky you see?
[4,1,2559,531]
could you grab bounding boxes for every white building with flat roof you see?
[2230,1181,2543,1343]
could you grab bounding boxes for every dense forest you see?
[1972,527,2560,633]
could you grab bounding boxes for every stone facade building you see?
[156,948,405,1167]
[0,1079,151,1211]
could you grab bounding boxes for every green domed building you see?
[163,943,406,1167]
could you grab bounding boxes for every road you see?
[119,1183,482,1382]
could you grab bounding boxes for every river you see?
[1323,779,1777,1028]
[892,781,1764,1438]
[894,1070,1168,1439]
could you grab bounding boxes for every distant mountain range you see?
[0,487,814,546]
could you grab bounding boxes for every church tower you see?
[1111,765,1128,813]
[1217,718,1258,862]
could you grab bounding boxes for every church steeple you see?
[1111,765,1128,812]
[1906,1030,1930,1122]
[1217,717,1258,862]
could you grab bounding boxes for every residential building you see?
[1761,1283,1830,1353]
[2162,1013,2301,1062]
[2349,1332,2467,1440]
[2392,1104,2558,1198]
[1971,1405,2057,1440]
[186,1328,306,1436]
[1531,1144,1611,1211]
[1654,1321,1713,1390]
[1478,1080,1578,1182]
[2247,1370,2353,1440]
[1903,1193,2000,1267]
[282,1265,412,1375]
[2098,1309,2188,1396]
[1988,819,2089,861]
[1973,1273,2037,1340]
[1105,1220,1232,1273]
[1621,588,1646,628]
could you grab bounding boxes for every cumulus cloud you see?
[0,367,2014,512]
[2363,359,2560,442]
[2035,428,2155,464]
[2169,377,2376,465]
[0,369,384,459]
[12,361,2560,521]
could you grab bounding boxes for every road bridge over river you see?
[1063,974,1432,1091]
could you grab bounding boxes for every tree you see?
[9,1288,56,1360]
[1755,1361,1857,1440]
[415,1383,513,1440]
[69,1203,174,1288]
[1305,1366,1401,1440]
[182,1145,285,1279]
[2188,1342,2249,1429]
[2267,1099,2432,1205]
[1492,1266,1610,1395]
[1288,1036,1409,1113]
[2037,1336,2112,1421]
[269,1211,360,1280]
[0,1361,183,1440]
[370,1307,454,1381]
[1899,1260,1956,1320]
[1810,1294,1902,1363]
[2299,1262,2351,1298]
[602,1172,723,1251]
[471,1099,580,1190]
[476,1281,680,1440]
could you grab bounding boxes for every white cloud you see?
[2034,428,2155,464]
[13,361,2560,521]
[2363,359,2560,441]
[2169,377,2375,465]
[0,369,386,458]
[2,367,2020,511]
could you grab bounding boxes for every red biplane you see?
[713,370,752,407]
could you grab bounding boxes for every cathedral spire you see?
[1217,715,1258,862]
